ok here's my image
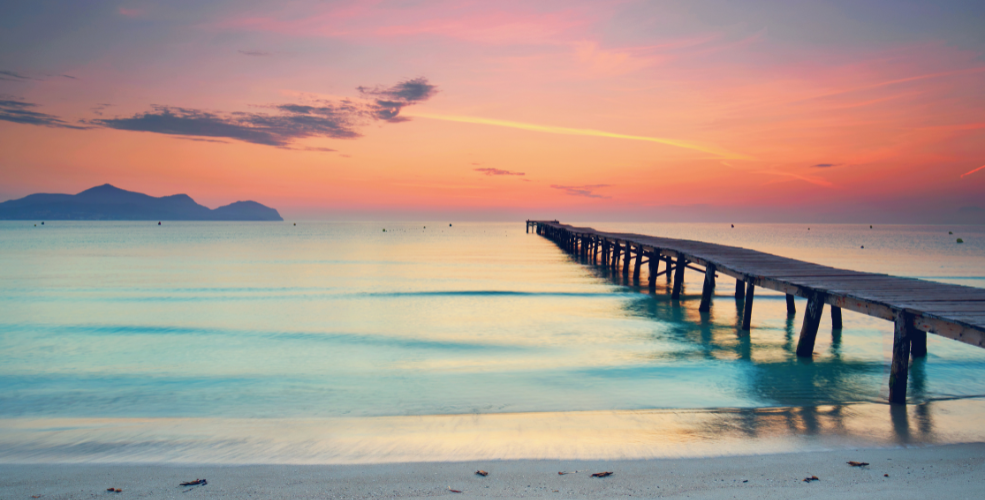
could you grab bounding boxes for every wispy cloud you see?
[758,171,834,188]
[811,163,841,168]
[0,70,35,82]
[173,136,229,144]
[92,78,437,147]
[0,99,88,129]
[474,167,524,176]
[961,165,985,179]
[238,50,272,57]
[357,78,438,122]
[118,7,143,18]
[90,103,112,116]
[551,184,610,198]
[406,112,751,160]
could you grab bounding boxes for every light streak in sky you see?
[405,112,753,160]
[960,165,985,178]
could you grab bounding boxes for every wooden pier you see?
[526,220,985,404]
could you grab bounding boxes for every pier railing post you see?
[889,309,914,404]
[698,265,716,312]
[796,293,825,357]
[740,281,755,330]
[671,255,687,299]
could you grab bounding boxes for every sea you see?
[1,221,985,464]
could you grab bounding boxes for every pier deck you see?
[527,220,985,404]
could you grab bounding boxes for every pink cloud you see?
[118,7,142,18]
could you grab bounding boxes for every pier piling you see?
[528,220,985,404]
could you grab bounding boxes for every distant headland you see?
[0,184,283,221]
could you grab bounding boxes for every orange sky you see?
[1,0,984,222]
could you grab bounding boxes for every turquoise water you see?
[1,221,984,462]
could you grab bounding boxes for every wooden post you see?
[648,253,658,291]
[889,309,914,404]
[623,244,631,275]
[665,257,673,282]
[785,294,796,315]
[911,328,928,357]
[671,256,686,299]
[796,293,825,357]
[740,282,755,330]
[735,279,745,300]
[698,265,716,312]
[831,306,843,329]
[613,243,621,270]
[633,246,643,280]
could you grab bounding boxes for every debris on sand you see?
[106,488,122,493]
[448,486,462,493]
[180,479,207,486]
[803,476,819,483]
[475,470,489,477]
[847,461,870,467]
[591,472,613,478]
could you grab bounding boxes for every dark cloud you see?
[92,78,437,147]
[62,74,78,80]
[173,136,229,144]
[357,78,437,122]
[550,184,611,198]
[0,98,88,129]
[293,146,336,152]
[475,167,525,176]
[239,50,272,57]
[0,70,35,82]
[811,163,840,168]
[90,103,112,116]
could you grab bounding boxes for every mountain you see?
[0,184,283,221]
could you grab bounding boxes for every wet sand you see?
[2,442,983,499]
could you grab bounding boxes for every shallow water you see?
[1,221,983,462]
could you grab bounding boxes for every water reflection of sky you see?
[1,221,985,462]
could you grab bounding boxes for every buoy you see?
[949,231,953,235]
[383,228,386,232]
[294,223,296,226]
[449,223,452,227]
[870,225,873,229]
[158,221,161,225]
[41,222,44,225]
[861,245,864,249]
[957,238,964,244]
[730,224,734,228]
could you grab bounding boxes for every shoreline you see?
[5,399,985,465]
[2,442,983,499]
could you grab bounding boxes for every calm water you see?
[1,221,984,463]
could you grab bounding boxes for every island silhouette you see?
[0,184,282,221]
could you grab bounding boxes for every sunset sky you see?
[1,0,984,222]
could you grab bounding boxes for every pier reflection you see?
[577,257,944,442]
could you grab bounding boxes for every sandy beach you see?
[3,443,983,499]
